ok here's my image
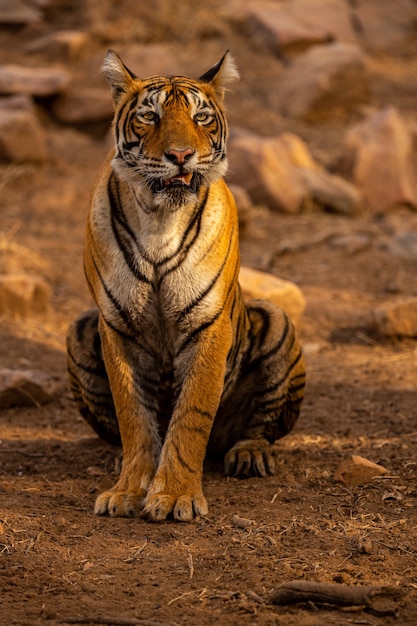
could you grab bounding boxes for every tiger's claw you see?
[224,439,276,477]
[143,492,208,522]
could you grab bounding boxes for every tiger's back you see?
[67,51,305,522]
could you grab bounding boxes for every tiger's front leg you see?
[143,322,231,522]
[94,318,161,517]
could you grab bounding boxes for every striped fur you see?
[66,51,305,522]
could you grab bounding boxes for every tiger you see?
[66,49,306,522]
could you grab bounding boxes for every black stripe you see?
[74,312,95,343]
[176,255,239,356]
[244,313,291,378]
[115,94,139,148]
[88,241,138,337]
[176,307,223,355]
[67,348,107,378]
[225,307,247,388]
[250,347,303,399]
[176,222,236,324]
[171,439,198,474]
[108,175,151,282]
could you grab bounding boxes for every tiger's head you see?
[102,50,239,209]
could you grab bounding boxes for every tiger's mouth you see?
[164,172,193,187]
[151,171,201,194]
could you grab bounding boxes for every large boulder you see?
[0,0,41,24]
[353,0,417,52]
[51,87,114,125]
[297,168,361,216]
[0,368,60,408]
[371,298,417,338]
[339,107,417,211]
[0,64,70,97]
[0,96,47,163]
[249,4,332,57]
[248,0,359,57]
[0,274,51,317]
[228,132,305,213]
[276,42,370,121]
[228,131,361,214]
[239,266,306,327]
[25,31,89,61]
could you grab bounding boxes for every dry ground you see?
[1,2,417,625]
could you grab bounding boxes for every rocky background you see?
[1,1,417,625]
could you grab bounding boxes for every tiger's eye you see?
[194,112,209,123]
[142,111,159,123]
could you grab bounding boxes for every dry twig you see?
[270,580,404,616]
[231,514,256,529]
[123,542,147,563]
[187,552,194,580]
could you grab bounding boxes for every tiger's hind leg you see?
[66,309,120,447]
[210,300,305,477]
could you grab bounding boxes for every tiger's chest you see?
[86,171,239,360]
[96,201,223,337]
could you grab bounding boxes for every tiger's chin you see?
[149,172,203,210]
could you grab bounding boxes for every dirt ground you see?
[1,2,417,625]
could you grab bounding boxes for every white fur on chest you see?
[92,178,228,334]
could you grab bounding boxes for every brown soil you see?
[1,3,417,625]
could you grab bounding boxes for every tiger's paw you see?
[225,439,276,478]
[94,488,146,518]
[143,492,208,522]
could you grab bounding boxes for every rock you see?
[353,0,416,53]
[249,4,332,57]
[340,107,417,211]
[25,30,89,61]
[0,274,51,317]
[228,131,361,214]
[225,0,357,47]
[0,94,33,112]
[229,183,253,229]
[87,466,107,477]
[388,231,417,260]
[0,100,48,163]
[228,133,307,213]
[329,233,371,254]
[51,88,113,125]
[0,368,59,408]
[0,0,42,24]
[231,513,256,529]
[276,132,320,170]
[335,454,388,486]
[276,42,370,121]
[298,168,361,215]
[287,0,358,43]
[371,298,417,338]
[0,64,71,97]
[239,266,305,327]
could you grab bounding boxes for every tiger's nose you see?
[165,148,195,164]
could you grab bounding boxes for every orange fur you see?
[67,51,305,522]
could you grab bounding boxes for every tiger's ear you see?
[198,51,239,98]
[102,50,138,104]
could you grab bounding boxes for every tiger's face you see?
[103,51,239,209]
